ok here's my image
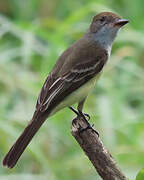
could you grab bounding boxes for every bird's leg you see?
[69,106,89,123]
[77,98,90,121]
[69,106,80,116]
[77,111,99,136]
[69,99,99,136]
[69,98,90,121]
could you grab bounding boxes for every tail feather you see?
[3,112,47,168]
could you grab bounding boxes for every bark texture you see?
[71,116,129,180]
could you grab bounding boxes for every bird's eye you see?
[99,17,105,23]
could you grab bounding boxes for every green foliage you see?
[0,0,144,180]
[136,169,144,180]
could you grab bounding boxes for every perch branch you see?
[71,116,128,180]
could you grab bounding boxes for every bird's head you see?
[89,12,129,49]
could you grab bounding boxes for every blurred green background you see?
[0,0,144,180]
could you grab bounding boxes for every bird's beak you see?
[114,19,129,27]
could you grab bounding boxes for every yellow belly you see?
[50,73,101,116]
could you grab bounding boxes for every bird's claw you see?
[77,110,90,122]
[78,122,99,137]
[70,106,99,136]
[69,106,90,121]
[83,113,90,121]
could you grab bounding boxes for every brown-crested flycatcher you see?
[3,12,129,168]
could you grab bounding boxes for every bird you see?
[3,12,129,168]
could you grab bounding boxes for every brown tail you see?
[3,111,47,168]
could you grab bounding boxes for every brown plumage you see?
[3,12,128,168]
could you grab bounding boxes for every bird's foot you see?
[69,106,99,136]
[79,123,99,137]
[69,106,90,121]
[82,113,90,121]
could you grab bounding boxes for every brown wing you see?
[36,73,54,109]
[36,45,75,110]
[38,54,107,113]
